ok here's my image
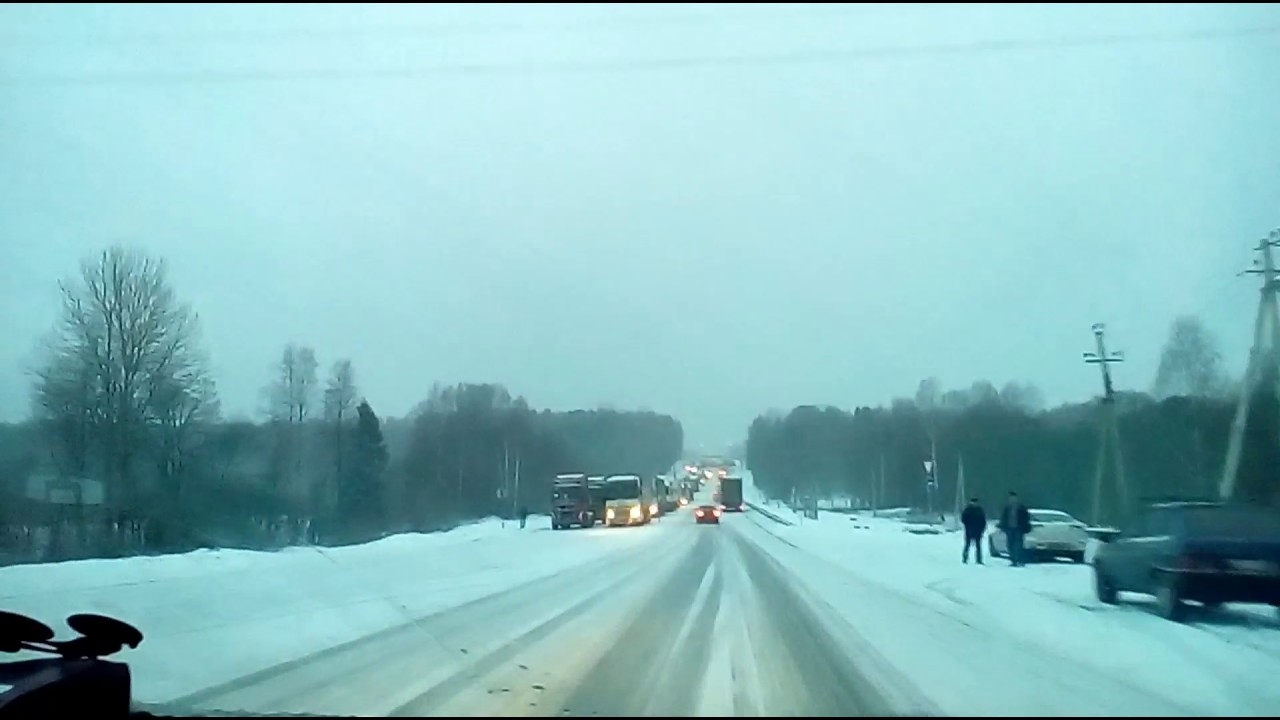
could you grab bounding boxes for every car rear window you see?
[1182,506,1280,539]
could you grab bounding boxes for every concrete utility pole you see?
[925,436,939,516]
[1083,323,1128,527]
[876,451,887,516]
[869,459,878,515]
[1220,229,1280,501]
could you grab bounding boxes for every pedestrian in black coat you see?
[960,497,987,565]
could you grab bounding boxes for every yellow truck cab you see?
[603,474,649,527]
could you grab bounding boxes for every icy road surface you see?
[7,472,1280,716]
[166,515,928,717]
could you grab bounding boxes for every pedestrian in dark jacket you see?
[960,497,986,565]
[998,491,1033,567]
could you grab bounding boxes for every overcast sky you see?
[2,3,1278,448]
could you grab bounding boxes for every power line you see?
[0,4,885,46]
[2,24,1277,87]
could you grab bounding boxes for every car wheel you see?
[1156,575,1186,622]
[1094,565,1118,605]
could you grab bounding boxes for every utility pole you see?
[1220,229,1280,501]
[502,439,511,517]
[954,455,967,527]
[1083,323,1127,527]
[512,455,522,519]
[878,451,887,516]
[869,460,878,515]
[925,436,939,516]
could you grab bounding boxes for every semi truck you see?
[587,475,606,525]
[655,475,679,514]
[720,475,744,512]
[551,473,595,529]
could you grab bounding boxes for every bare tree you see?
[266,344,319,423]
[323,360,358,424]
[1153,315,1228,399]
[32,245,215,512]
[999,381,1045,413]
[914,377,942,412]
[263,344,319,507]
[323,360,359,513]
[32,345,102,477]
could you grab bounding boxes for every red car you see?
[694,505,722,525]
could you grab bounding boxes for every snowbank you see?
[0,515,660,703]
[745,506,1280,716]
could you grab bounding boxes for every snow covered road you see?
[160,515,927,717]
[7,477,1280,716]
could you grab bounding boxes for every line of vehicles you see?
[550,458,745,530]
[550,472,685,529]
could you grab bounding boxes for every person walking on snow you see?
[960,497,987,565]
[998,491,1032,567]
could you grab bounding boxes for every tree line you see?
[746,315,1280,526]
[0,246,683,564]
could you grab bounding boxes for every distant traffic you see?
[549,457,744,530]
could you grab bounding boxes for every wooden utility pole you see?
[1220,229,1280,501]
[1083,323,1128,527]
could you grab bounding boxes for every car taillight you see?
[695,509,703,517]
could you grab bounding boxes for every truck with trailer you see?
[719,475,744,512]
[551,473,595,529]
[587,475,606,525]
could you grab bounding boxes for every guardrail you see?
[744,501,795,526]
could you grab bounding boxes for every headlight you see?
[650,503,659,516]
[629,505,642,519]
[606,508,615,520]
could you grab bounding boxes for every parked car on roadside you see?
[989,508,1089,563]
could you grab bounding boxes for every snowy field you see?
[738,472,1280,717]
[0,515,661,703]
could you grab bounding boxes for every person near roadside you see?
[999,491,1032,567]
[960,497,987,565]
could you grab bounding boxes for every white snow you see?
[0,515,659,704]
[6,471,1280,716]
[738,470,1280,717]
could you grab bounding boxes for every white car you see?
[988,508,1089,563]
